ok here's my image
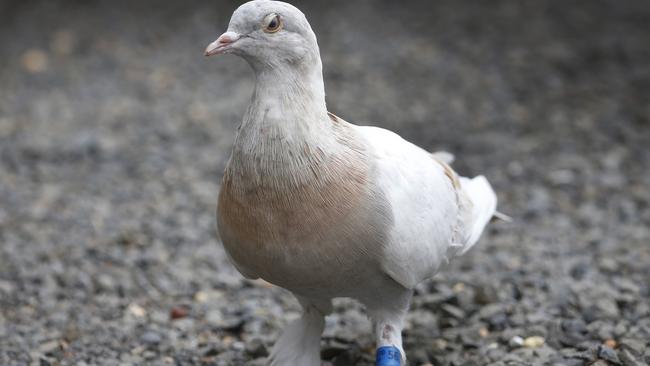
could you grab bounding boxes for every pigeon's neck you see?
[237,57,335,149]
[250,59,329,125]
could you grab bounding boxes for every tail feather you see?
[458,175,497,255]
[493,210,512,222]
[431,151,455,164]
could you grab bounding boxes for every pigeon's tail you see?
[457,175,497,255]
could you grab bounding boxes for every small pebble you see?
[440,304,465,319]
[509,336,524,347]
[604,339,617,348]
[452,282,465,293]
[51,30,75,55]
[127,303,147,318]
[194,291,209,303]
[21,49,48,73]
[38,340,60,354]
[245,338,268,358]
[140,331,162,346]
[170,305,189,320]
[479,327,489,338]
[523,336,545,348]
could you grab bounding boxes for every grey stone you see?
[618,349,644,366]
[321,341,348,360]
[591,361,611,366]
[598,345,621,365]
[38,340,60,355]
[245,338,268,358]
[139,331,162,346]
[509,336,524,348]
[619,338,646,357]
[441,304,466,319]
[474,284,499,305]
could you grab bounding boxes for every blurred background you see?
[1,0,649,365]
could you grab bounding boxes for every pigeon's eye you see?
[263,13,282,33]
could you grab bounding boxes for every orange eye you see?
[263,13,282,33]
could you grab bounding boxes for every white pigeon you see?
[205,1,498,365]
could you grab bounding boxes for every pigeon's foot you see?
[373,324,407,366]
[266,349,320,366]
[267,301,329,366]
[366,288,411,366]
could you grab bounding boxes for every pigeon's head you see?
[205,0,319,69]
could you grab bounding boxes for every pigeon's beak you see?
[204,31,241,57]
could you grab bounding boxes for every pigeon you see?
[205,1,498,365]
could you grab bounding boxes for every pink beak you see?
[204,31,241,57]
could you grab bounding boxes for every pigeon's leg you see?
[367,289,412,366]
[267,296,331,366]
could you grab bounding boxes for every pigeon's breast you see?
[217,137,393,294]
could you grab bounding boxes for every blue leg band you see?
[376,345,401,366]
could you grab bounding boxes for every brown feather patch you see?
[327,111,341,124]
[432,156,461,190]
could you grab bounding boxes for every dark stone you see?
[619,338,646,357]
[598,345,622,365]
[203,347,220,357]
[474,284,499,305]
[408,349,430,365]
[245,338,268,358]
[331,345,361,366]
[618,349,643,366]
[569,262,589,280]
[170,305,189,320]
[559,319,588,346]
[486,312,509,331]
[321,342,348,360]
[140,331,162,346]
[441,304,466,319]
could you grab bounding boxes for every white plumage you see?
[205,1,498,365]
[357,125,496,289]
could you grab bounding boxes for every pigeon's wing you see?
[354,124,496,289]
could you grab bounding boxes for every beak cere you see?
[204,31,241,56]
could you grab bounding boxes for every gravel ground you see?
[1,0,649,365]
